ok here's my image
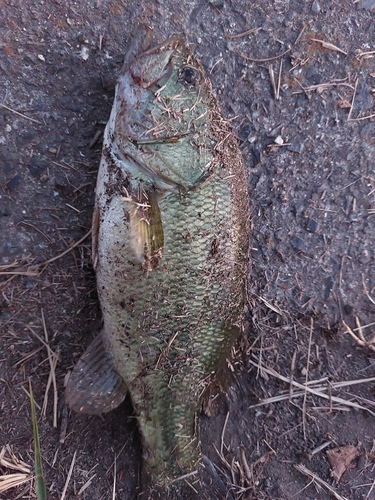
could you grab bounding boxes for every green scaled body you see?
[66,25,249,498]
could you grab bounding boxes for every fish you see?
[66,25,250,499]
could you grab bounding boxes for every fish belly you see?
[96,163,243,483]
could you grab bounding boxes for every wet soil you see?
[1,1,375,499]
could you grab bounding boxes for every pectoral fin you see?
[65,331,127,415]
[147,189,164,264]
[129,188,164,270]
[91,203,100,269]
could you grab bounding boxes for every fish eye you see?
[178,65,201,86]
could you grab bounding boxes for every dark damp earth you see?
[1,1,375,499]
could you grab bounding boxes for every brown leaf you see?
[336,99,352,109]
[326,444,361,481]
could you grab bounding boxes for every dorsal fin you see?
[65,331,127,415]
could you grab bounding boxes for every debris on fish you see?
[66,24,250,499]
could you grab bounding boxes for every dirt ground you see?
[1,1,375,499]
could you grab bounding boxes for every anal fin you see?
[65,331,127,415]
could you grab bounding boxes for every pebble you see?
[311,0,321,13]
[6,174,21,192]
[358,0,375,9]
[306,218,318,233]
[251,146,261,166]
[274,135,284,145]
[360,123,375,144]
[290,235,307,252]
[324,277,334,300]
[287,142,304,154]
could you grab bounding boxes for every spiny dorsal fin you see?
[65,331,127,415]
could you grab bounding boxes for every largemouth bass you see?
[66,25,249,499]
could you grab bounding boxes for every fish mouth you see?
[124,25,187,90]
[107,25,211,190]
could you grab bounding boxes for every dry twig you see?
[0,102,42,124]
[249,357,375,416]
[343,318,375,352]
[225,27,261,39]
[295,463,348,500]
[237,47,291,63]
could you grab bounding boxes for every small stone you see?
[358,248,371,264]
[344,304,353,315]
[238,123,253,143]
[311,0,321,13]
[275,229,285,241]
[37,54,45,62]
[287,142,304,154]
[292,203,305,216]
[80,46,89,61]
[0,206,11,217]
[251,146,261,166]
[290,235,307,252]
[274,135,284,145]
[6,174,21,192]
[324,277,334,300]
[360,123,375,145]
[358,0,375,10]
[306,218,318,233]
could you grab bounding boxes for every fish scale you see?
[66,25,249,498]
[96,161,245,487]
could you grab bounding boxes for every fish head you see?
[107,26,216,190]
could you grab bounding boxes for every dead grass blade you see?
[0,446,32,493]
[356,49,375,60]
[249,357,375,416]
[0,473,32,492]
[29,380,47,500]
[60,451,77,500]
[347,78,375,121]
[77,474,97,495]
[295,463,348,500]
[112,453,117,500]
[302,318,313,439]
[311,38,347,55]
[40,309,59,427]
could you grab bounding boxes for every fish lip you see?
[124,26,187,89]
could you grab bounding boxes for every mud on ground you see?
[1,1,375,499]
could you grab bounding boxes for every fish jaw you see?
[104,26,218,192]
